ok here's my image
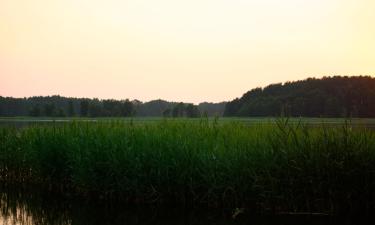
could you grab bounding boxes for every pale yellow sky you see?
[0,0,374,103]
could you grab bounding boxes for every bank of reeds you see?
[0,119,374,215]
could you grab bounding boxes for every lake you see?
[1,117,375,129]
[0,188,369,225]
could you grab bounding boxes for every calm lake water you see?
[1,118,375,129]
[0,188,372,225]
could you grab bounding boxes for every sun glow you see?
[0,0,374,103]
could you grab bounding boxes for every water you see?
[0,188,371,225]
[1,118,375,129]
[0,119,96,128]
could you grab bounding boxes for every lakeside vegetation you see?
[1,119,375,215]
[1,76,375,217]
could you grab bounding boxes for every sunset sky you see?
[1,0,374,103]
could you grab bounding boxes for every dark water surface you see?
[1,118,375,129]
[0,188,371,225]
[0,119,96,128]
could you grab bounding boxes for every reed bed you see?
[0,119,375,215]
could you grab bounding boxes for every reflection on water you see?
[0,188,371,225]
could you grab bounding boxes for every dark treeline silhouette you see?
[0,96,225,118]
[198,102,227,117]
[0,96,135,117]
[133,100,201,118]
[224,76,375,117]
[133,100,226,117]
[2,76,373,118]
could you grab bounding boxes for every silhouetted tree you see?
[80,100,89,117]
[120,100,134,117]
[57,108,66,117]
[88,99,103,117]
[44,103,56,117]
[172,103,185,117]
[198,102,227,116]
[68,100,75,117]
[163,108,172,117]
[29,105,41,117]
[185,104,200,118]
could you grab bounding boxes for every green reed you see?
[0,118,374,214]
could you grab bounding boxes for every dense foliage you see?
[224,76,375,117]
[0,96,225,117]
[198,102,227,117]
[1,120,374,215]
[2,76,374,118]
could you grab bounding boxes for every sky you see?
[0,0,374,103]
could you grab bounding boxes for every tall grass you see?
[0,119,375,214]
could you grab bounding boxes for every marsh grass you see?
[0,118,374,215]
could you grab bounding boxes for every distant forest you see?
[224,76,375,117]
[0,96,226,118]
[1,76,374,118]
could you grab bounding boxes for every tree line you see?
[224,76,375,117]
[0,96,226,118]
[3,76,372,118]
